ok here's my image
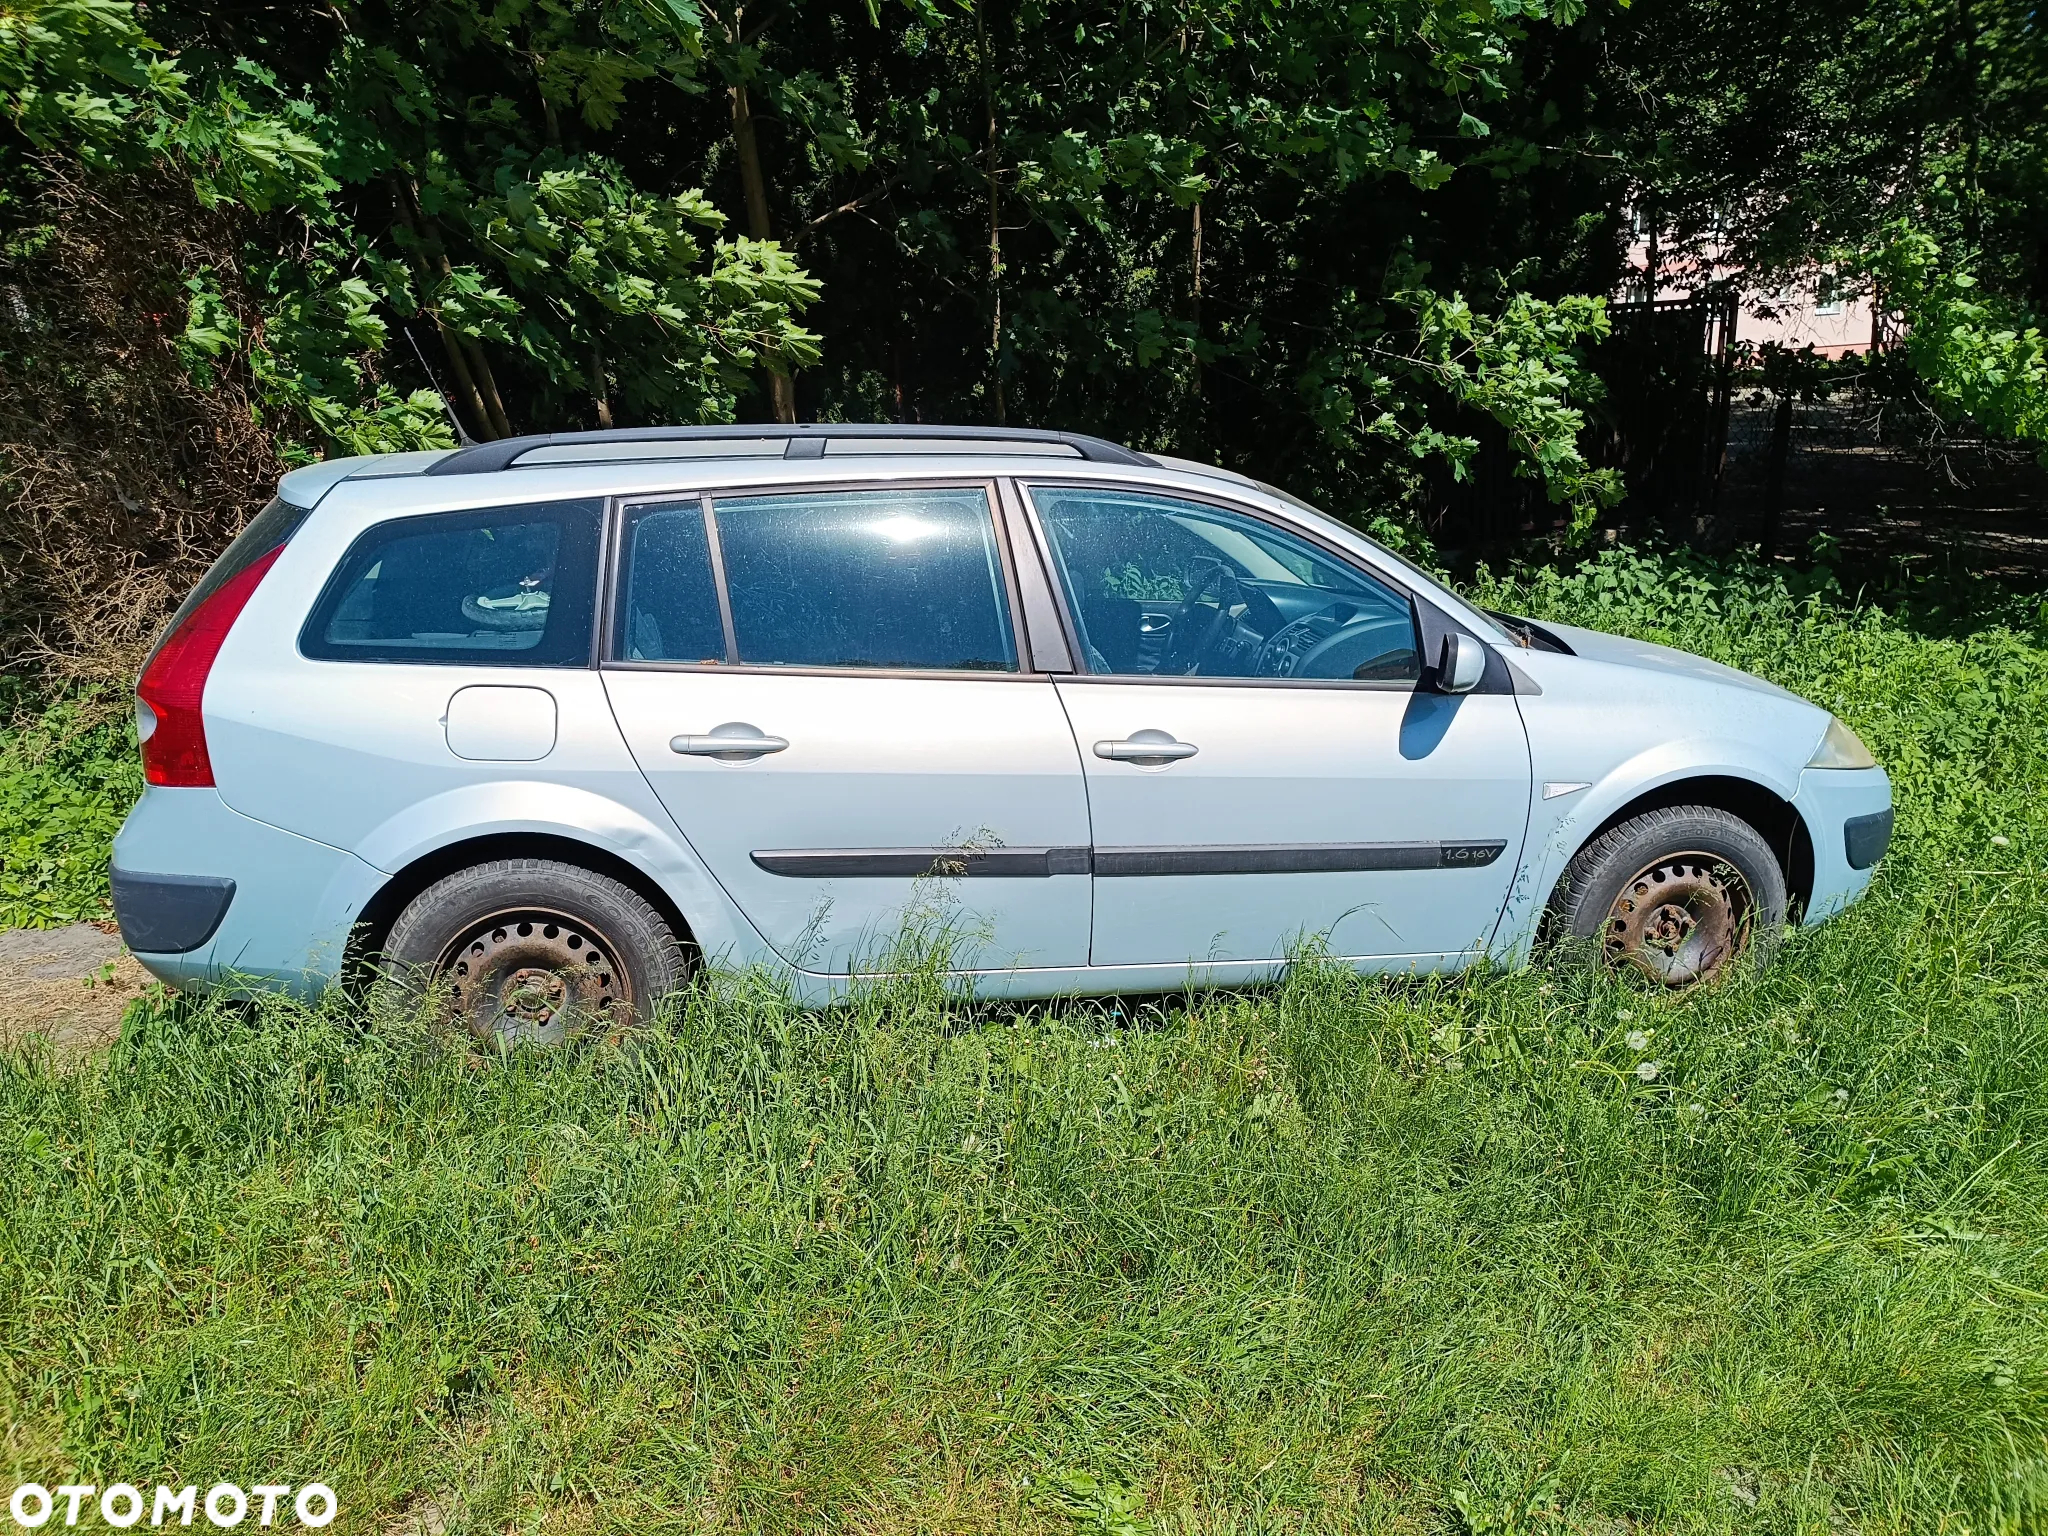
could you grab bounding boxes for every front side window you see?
[711,487,1017,671]
[1030,486,1419,683]
[301,500,601,665]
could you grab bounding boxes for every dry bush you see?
[0,162,282,695]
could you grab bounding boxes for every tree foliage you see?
[15,0,2048,558]
[772,0,1622,523]
[1,0,1631,532]
[1868,224,2048,454]
[3,0,825,458]
[1611,0,2048,466]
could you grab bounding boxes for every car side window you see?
[1028,486,1420,683]
[301,500,601,666]
[711,487,1018,671]
[615,501,729,663]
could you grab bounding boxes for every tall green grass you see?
[1,549,2045,1533]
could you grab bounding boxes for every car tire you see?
[378,858,688,1045]
[1547,805,1787,987]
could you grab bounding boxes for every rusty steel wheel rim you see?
[435,906,632,1046]
[1602,852,1753,987]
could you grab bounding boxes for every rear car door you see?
[1026,482,1532,968]
[601,481,1093,975]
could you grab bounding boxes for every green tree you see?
[766,0,1622,529]
[4,0,826,451]
[1606,0,2048,468]
[8,0,1636,531]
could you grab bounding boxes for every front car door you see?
[1024,482,1532,970]
[602,481,1093,976]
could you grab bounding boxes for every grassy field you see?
[1,548,2045,1533]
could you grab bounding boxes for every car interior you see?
[1030,487,1422,682]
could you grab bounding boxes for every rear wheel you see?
[1548,806,1786,987]
[379,858,687,1045]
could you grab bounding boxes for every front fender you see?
[1489,736,1809,962]
[351,779,772,970]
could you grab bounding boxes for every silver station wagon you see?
[113,424,1893,1042]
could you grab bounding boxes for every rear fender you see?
[352,780,769,970]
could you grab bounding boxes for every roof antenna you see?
[401,322,476,447]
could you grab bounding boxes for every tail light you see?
[136,545,285,787]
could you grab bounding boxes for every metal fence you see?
[1420,294,1739,555]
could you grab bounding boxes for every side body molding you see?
[749,841,1506,879]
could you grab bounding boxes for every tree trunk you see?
[387,182,495,444]
[1761,393,1794,559]
[1188,198,1203,447]
[589,331,614,430]
[393,175,512,440]
[729,75,798,423]
[1958,0,1982,250]
[430,312,492,443]
[730,81,773,243]
[980,0,1004,425]
[468,340,513,439]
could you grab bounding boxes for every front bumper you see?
[111,786,386,996]
[1792,765,1894,924]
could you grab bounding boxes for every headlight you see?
[1807,716,1877,770]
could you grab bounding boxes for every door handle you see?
[1094,730,1198,765]
[671,722,789,761]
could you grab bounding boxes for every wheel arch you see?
[349,832,699,971]
[1569,774,1815,917]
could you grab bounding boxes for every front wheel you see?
[1548,806,1787,987]
[378,858,688,1045]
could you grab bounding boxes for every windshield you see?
[1251,480,1511,643]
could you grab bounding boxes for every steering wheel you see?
[1161,559,1242,675]
[1258,610,1418,681]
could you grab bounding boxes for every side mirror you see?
[1437,632,1486,694]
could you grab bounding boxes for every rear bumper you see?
[1793,766,1894,925]
[111,786,385,996]
[110,868,236,953]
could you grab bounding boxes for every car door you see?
[1025,482,1532,968]
[601,481,1093,976]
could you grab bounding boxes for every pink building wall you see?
[1622,236,1881,358]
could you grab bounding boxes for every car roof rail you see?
[421,422,1155,476]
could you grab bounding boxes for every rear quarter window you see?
[299,500,602,666]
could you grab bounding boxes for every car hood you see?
[1537,620,1809,704]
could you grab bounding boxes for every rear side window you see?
[615,500,729,663]
[146,497,311,669]
[300,500,602,665]
[709,487,1017,671]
